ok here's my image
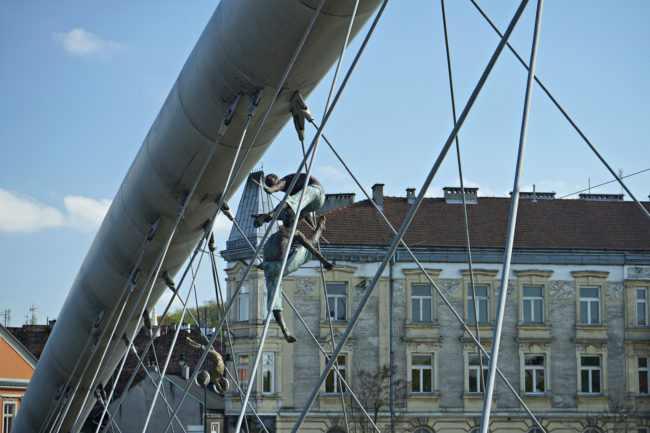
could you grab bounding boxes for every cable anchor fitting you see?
[163,272,176,291]
[291,90,314,142]
[223,93,243,127]
[248,88,264,118]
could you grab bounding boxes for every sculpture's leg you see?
[273,310,296,343]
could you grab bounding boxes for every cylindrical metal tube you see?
[13,1,381,432]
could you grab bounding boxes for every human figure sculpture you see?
[262,215,333,343]
[186,337,229,393]
[251,173,324,228]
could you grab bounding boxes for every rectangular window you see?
[325,355,347,394]
[210,423,220,433]
[2,402,16,433]
[468,285,490,324]
[524,355,546,394]
[637,288,649,326]
[523,286,544,324]
[580,355,602,394]
[468,354,488,393]
[639,357,649,395]
[237,354,250,392]
[326,283,347,321]
[412,284,433,322]
[262,352,275,395]
[411,354,434,393]
[579,287,601,325]
[237,285,249,321]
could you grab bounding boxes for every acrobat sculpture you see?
[252,173,334,343]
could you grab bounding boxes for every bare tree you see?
[344,364,407,433]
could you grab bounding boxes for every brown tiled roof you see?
[317,197,650,251]
[8,325,53,359]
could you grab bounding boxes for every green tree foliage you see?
[159,299,224,327]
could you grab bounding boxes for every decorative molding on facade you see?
[354,279,370,296]
[606,282,624,299]
[549,281,575,299]
[507,281,516,297]
[296,278,317,296]
[439,279,461,297]
[513,269,554,279]
[627,265,650,280]
[571,270,610,280]
[460,268,499,279]
[393,281,404,297]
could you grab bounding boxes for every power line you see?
[558,168,650,199]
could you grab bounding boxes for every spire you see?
[223,171,277,261]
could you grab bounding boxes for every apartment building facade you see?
[221,174,650,433]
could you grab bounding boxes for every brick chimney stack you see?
[372,183,384,209]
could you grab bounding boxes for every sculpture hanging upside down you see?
[262,215,333,343]
[252,172,333,343]
[186,337,229,393]
[252,173,324,228]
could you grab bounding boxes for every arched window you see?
[413,428,433,433]
[583,428,602,433]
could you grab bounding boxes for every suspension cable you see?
[162,0,393,428]
[440,0,486,396]
[43,219,159,433]
[310,121,544,429]
[96,94,244,431]
[290,1,531,430]
[140,91,262,433]
[481,2,544,432]
[468,0,649,221]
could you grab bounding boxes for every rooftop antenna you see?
[30,303,38,325]
[532,184,537,202]
[588,177,591,194]
[0,309,11,327]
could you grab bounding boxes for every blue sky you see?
[1,0,648,325]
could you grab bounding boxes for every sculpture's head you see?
[265,173,279,187]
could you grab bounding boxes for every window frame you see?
[637,287,649,327]
[523,354,546,395]
[522,285,545,324]
[467,353,488,394]
[237,285,249,322]
[325,354,348,394]
[262,352,275,395]
[579,287,601,325]
[467,284,490,325]
[237,354,250,392]
[639,356,649,395]
[580,355,602,395]
[2,401,16,433]
[326,283,347,322]
[410,353,434,394]
[411,284,433,323]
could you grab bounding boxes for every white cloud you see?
[54,28,124,57]
[0,188,110,233]
[0,189,65,232]
[63,195,111,232]
[212,213,232,233]
[316,164,347,182]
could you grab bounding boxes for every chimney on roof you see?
[516,191,556,200]
[579,193,624,201]
[443,186,478,204]
[372,183,384,209]
[406,188,416,204]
